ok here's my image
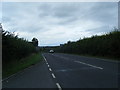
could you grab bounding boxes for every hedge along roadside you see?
[2,29,41,78]
[55,29,120,60]
[2,30,36,65]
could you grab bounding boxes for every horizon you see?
[1,2,118,46]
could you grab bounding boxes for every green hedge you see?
[2,30,36,65]
[56,29,120,59]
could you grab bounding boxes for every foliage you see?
[3,52,43,78]
[2,30,36,65]
[55,29,120,59]
[32,37,38,47]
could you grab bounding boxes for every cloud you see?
[2,2,118,46]
[84,2,118,25]
[0,2,2,22]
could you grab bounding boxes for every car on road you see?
[49,50,54,53]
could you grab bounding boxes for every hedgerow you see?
[2,30,36,65]
[56,29,120,59]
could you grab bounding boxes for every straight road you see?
[2,59,57,88]
[2,53,119,88]
[43,53,119,88]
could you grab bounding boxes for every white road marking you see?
[74,61,103,70]
[49,68,52,71]
[42,55,47,63]
[56,83,62,90]
[42,54,62,89]
[52,73,56,78]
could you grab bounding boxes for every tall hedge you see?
[2,30,36,64]
[56,29,120,59]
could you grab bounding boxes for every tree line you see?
[55,28,120,59]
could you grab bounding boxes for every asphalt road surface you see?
[2,53,119,88]
[2,58,57,88]
[43,53,119,88]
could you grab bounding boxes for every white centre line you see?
[74,61,103,70]
[42,54,62,89]
[48,65,50,67]
[56,83,62,90]
[52,73,56,78]
[49,68,52,71]
[42,55,47,63]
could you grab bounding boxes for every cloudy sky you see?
[1,2,118,46]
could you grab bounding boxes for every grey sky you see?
[1,2,118,46]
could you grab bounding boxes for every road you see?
[43,53,119,88]
[2,53,119,88]
[2,58,57,88]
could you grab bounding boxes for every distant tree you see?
[32,37,38,47]
[67,41,71,44]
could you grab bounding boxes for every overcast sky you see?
[1,2,118,46]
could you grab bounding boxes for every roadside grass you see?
[3,52,43,79]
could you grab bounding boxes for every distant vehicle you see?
[49,50,54,53]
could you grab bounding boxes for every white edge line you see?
[48,65,50,67]
[56,83,62,90]
[52,73,56,78]
[74,61,103,70]
[1,73,16,82]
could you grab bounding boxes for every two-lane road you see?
[43,53,119,88]
[3,53,119,88]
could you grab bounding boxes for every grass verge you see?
[3,52,43,79]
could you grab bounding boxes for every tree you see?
[32,37,38,47]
